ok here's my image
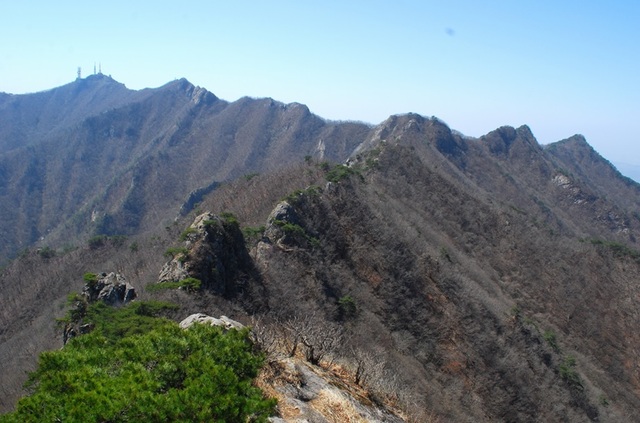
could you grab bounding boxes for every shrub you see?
[179,227,197,241]
[164,247,189,260]
[62,244,77,254]
[243,225,266,241]
[60,293,89,324]
[86,235,128,250]
[599,395,610,407]
[439,246,452,262]
[37,246,56,259]
[325,164,356,183]
[273,219,319,248]
[363,146,382,170]
[559,355,582,389]
[590,239,640,262]
[543,330,560,353]
[180,277,202,292]
[88,235,108,249]
[82,272,99,290]
[318,161,331,172]
[220,211,239,227]
[510,305,521,318]
[147,278,202,293]
[273,219,306,237]
[3,303,275,422]
[283,186,321,205]
[338,295,357,319]
[109,235,128,247]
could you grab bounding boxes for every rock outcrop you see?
[83,272,136,306]
[263,201,299,247]
[158,212,254,296]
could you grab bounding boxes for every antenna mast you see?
[77,67,81,79]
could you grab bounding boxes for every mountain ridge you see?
[2,75,636,261]
[0,77,369,262]
[2,77,640,420]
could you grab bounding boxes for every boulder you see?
[179,313,244,330]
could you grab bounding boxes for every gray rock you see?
[158,259,190,284]
[179,313,244,330]
[263,201,308,249]
[84,272,136,306]
[270,358,405,423]
[158,211,252,295]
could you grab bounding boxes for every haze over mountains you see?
[2,76,640,421]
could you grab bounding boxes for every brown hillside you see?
[0,78,370,262]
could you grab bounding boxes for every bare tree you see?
[250,312,344,366]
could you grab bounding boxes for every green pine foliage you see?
[147,277,203,293]
[1,302,275,422]
[325,164,357,183]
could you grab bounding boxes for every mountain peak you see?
[480,124,540,157]
[69,73,127,92]
[546,134,600,161]
[158,78,218,104]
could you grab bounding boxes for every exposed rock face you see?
[158,257,190,284]
[83,272,136,306]
[263,201,300,247]
[158,212,254,296]
[263,358,404,423]
[179,313,244,330]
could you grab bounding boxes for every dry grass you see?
[254,361,304,420]
[254,357,413,422]
[310,389,368,423]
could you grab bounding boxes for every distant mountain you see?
[2,80,640,421]
[0,75,138,152]
[0,76,369,262]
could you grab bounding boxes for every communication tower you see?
[77,67,81,79]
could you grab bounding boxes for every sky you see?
[1,1,639,177]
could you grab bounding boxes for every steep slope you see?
[232,129,639,420]
[206,118,640,420]
[0,78,370,262]
[546,135,640,212]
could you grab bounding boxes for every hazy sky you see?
[1,1,638,174]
